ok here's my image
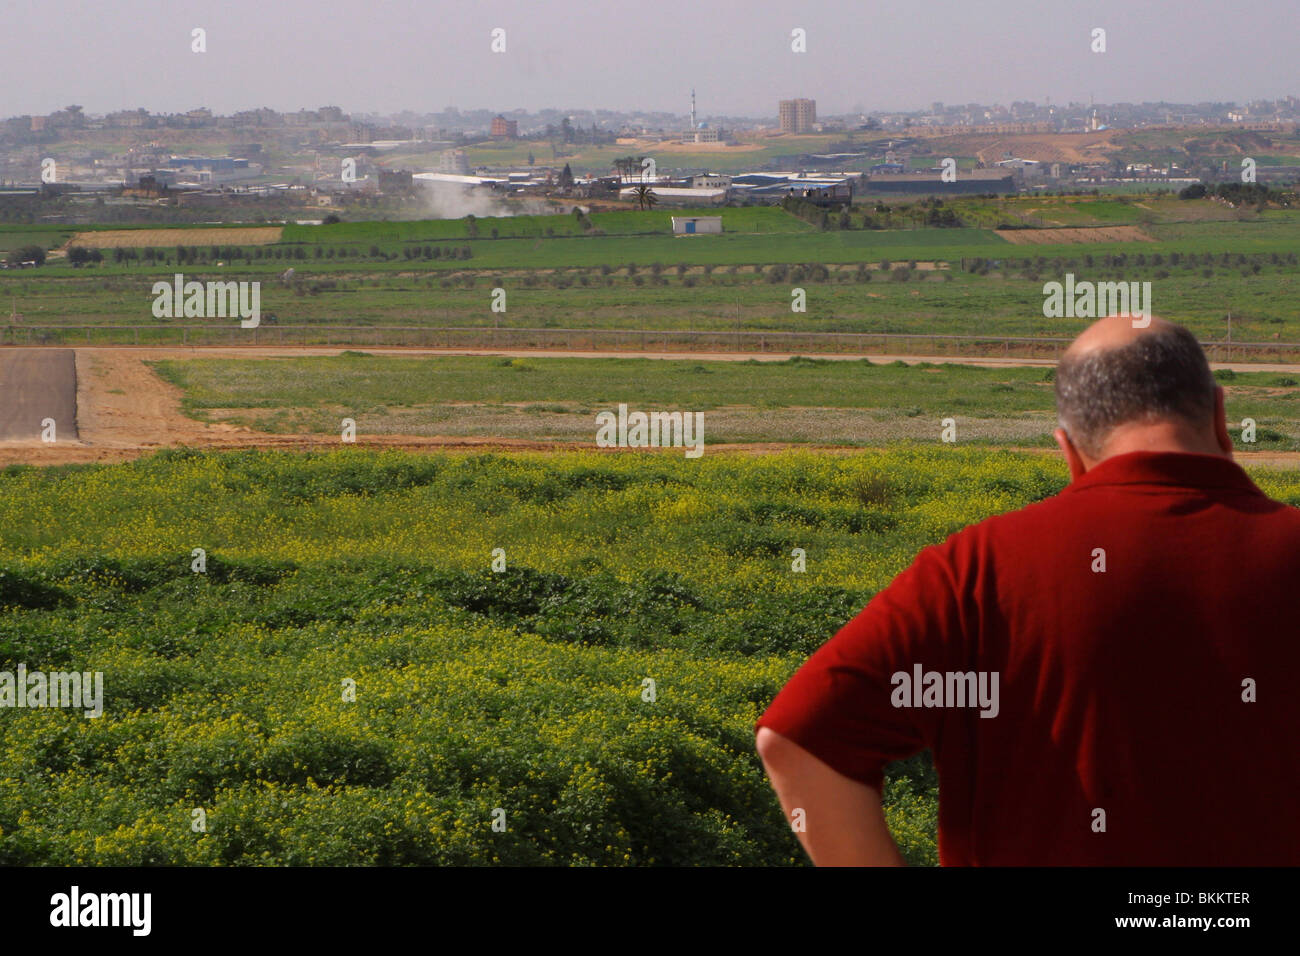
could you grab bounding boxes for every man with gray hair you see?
[756,314,1300,865]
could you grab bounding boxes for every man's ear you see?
[1054,427,1088,481]
[1212,386,1233,457]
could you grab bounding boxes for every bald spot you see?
[1064,314,1178,362]
[1054,315,1228,466]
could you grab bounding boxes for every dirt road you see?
[2,346,1300,469]
[45,344,1300,374]
[23,344,1063,373]
[0,349,78,441]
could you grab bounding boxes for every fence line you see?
[1,325,1297,363]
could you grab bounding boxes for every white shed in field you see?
[671,215,723,235]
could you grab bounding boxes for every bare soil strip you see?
[996,226,1153,244]
[1,347,1298,469]
[67,227,283,248]
[48,345,1300,374]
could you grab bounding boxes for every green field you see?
[6,263,1296,353]
[148,353,1300,449]
[0,225,76,256]
[4,447,1297,864]
[279,206,817,242]
[7,186,1300,867]
[2,198,1300,346]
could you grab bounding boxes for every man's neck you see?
[1086,426,1230,470]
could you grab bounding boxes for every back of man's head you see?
[1054,316,1220,462]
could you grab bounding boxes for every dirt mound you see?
[917,130,1123,165]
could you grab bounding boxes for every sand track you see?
[2,346,1300,469]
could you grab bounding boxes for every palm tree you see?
[632,185,658,211]
[612,156,640,183]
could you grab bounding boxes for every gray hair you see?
[1054,323,1216,459]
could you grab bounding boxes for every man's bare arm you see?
[756,726,905,866]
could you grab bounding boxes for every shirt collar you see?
[1067,450,1264,496]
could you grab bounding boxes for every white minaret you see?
[690,89,697,130]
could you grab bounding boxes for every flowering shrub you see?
[6,447,1276,865]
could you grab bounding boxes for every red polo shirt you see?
[756,451,1300,865]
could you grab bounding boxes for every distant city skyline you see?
[2,0,1296,118]
[7,97,1294,132]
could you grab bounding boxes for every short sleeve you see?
[755,539,968,791]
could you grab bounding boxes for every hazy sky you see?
[3,0,1295,119]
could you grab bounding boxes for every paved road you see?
[0,349,78,441]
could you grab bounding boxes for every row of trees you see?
[781,196,963,230]
[4,245,45,266]
[66,247,104,266]
[1179,182,1290,206]
[611,157,650,181]
[100,243,476,264]
[963,249,1299,273]
[5,245,104,267]
[400,245,475,260]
